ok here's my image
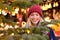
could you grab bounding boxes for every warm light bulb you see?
[44,16,51,22]
[0,23,4,27]
[15,25,19,28]
[53,2,56,7]
[42,5,48,11]
[0,9,1,14]
[5,8,7,9]
[10,33,14,36]
[15,7,19,13]
[12,11,16,16]
[24,10,26,13]
[21,8,24,12]
[42,5,45,10]
[2,10,7,15]
[55,2,59,7]
[9,25,13,29]
[4,24,9,30]
[48,3,52,8]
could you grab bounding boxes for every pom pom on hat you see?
[27,4,43,17]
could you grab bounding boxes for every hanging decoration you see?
[55,2,59,7]
[48,3,52,8]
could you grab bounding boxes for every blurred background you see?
[0,0,60,40]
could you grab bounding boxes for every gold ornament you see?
[26,29,31,34]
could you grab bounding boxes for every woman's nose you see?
[33,16,37,18]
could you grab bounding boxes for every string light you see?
[5,8,7,10]
[24,9,26,13]
[55,2,59,7]
[44,16,51,22]
[0,9,1,14]
[10,33,14,36]
[15,7,19,14]
[0,23,4,27]
[48,3,52,8]
[15,25,19,28]
[9,25,13,29]
[42,5,48,11]
[2,10,7,15]
[21,8,24,12]
[12,11,16,16]
[4,24,9,30]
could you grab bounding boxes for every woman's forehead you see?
[31,12,39,14]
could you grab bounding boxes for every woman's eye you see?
[30,14,34,16]
[36,14,39,16]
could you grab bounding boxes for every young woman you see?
[26,4,43,28]
[25,4,57,40]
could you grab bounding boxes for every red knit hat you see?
[27,4,43,17]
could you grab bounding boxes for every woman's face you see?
[29,12,41,25]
